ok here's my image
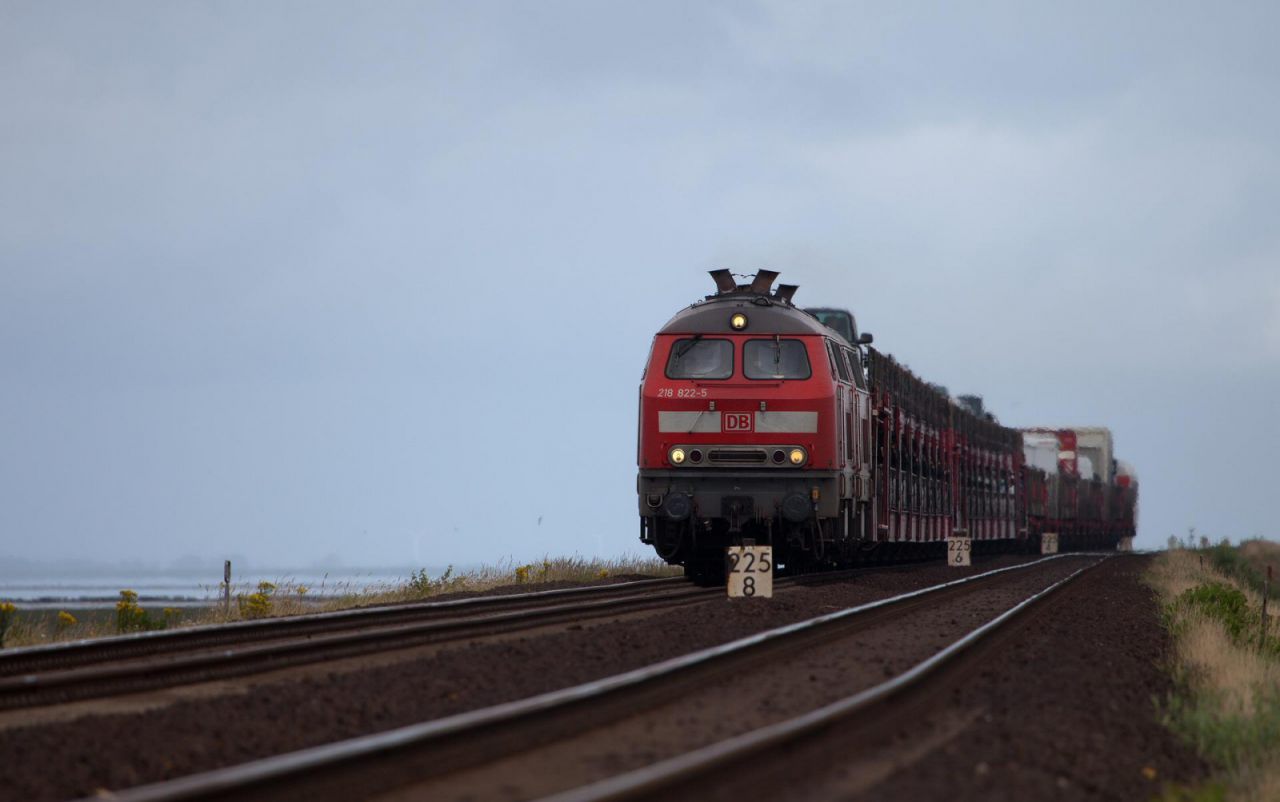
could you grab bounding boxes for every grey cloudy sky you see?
[2,1,1277,569]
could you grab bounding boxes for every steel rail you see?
[0,582,719,710]
[536,556,1107,802]
[88,553,1089,802]
[0,562,942,708]
[0,576,691,677]
[0,562,897,678]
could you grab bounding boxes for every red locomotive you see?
[636,270,1138,580]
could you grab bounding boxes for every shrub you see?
[115,590,152,632]
[405,566,461,597]
[0,602,15,646]
[1164,689,1280,771]
[1207,543,1273,599]
[237,581,276,619]
[1176,583,1254,642]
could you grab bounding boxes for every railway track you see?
[550,559,1104,802]
[0,576,705,709]
[0,565,897,710]
[86,553,1107,802]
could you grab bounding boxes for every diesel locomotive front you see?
[636,270,872,581]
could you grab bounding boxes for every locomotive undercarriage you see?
[638,473,1131,584]
[638,469,863,583]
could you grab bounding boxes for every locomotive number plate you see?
[726,545,772,598]
[947,537,971,567]
[1042,532,1059,554]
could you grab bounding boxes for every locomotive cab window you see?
[828,341,851,383]
[842,348,866,389]
[665,338,734,380]
[744,339,812,380]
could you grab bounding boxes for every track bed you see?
[0,556,1036,800]
[672,554,1208,802]
[0,556,1201,801]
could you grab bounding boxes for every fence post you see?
[1262,565,1272,650]
[223,560,231,618]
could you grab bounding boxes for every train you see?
[636,270,1139,581]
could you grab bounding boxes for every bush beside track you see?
[1149,542,1280,801]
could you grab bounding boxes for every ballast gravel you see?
[674,554,1208,802]
[0,555,1198,800]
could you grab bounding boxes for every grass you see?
[0,554,682,649]
[1148,544,1280,800]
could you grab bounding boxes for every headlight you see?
[789,447,807,465]
[669,447,687,465]
[730,313,747,330]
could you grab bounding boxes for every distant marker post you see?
[947,533,971,567]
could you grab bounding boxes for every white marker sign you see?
[947,537,972,567]
[726,545,772,598]
[1042,532,1059,554]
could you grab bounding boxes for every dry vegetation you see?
[1148,541,1280,801]
[0,555,681,649]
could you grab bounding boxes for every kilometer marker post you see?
[726,541,772,598]
[947,530,971,567]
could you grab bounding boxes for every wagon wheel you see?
[651,518,685,562]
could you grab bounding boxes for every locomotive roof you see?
[657,269,834,337]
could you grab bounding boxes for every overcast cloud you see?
[1,1,1277,569]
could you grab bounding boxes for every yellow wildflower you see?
[57,611,77,628]
[238,583,276,619]
[116,589,148,632]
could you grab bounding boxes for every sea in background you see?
[0,566,454,610]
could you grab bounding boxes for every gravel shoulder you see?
[678,554,1208,802]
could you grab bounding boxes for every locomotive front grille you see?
[707,448,769,464]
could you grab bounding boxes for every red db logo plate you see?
[723,412,753,432]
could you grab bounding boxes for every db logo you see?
[723,413,753,432]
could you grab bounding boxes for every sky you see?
[2,1,1277,570]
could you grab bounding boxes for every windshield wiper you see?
[673,334,704,362]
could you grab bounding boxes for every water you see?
[0,569,430,610]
